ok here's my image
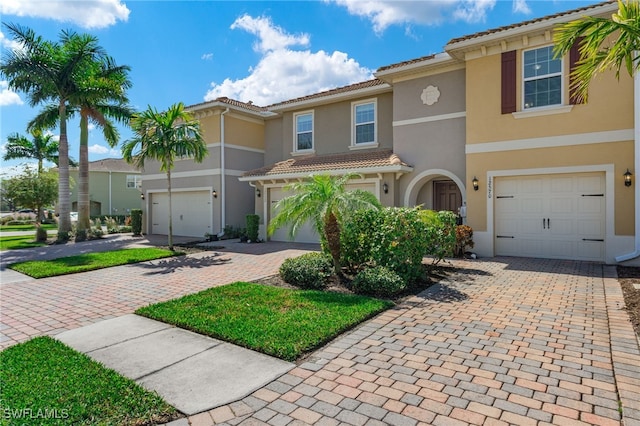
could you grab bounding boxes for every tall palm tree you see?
[122,102,207,250]
[1,23,113,234]
[268,174,381,275]
[554,0,640,103]
[30,58,133,232]
[3,130,63,174]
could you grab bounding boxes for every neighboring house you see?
[68,158,142,217]
[139,98,268,237]
[444,0,636,264]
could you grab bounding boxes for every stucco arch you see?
[404,169,466,208]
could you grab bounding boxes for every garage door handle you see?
[547,218,550,229]
[497,235,514,238]
[543,218,546,229]
[582,238,604,242]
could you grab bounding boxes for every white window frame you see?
[351,99,378,149]
[522,45,564,110]
[126,175,142,189]
[293,111,314,154]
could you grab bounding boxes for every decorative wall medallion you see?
[421,85,440,106]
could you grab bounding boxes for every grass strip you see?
[0,224,57,232]
[137,281,393,361]
[9,248,179,278]
[0,336,177,425]
[0,235,47,251]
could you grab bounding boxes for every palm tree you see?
[3,130,63,174]
[554,0,640,103]
[267,174,382,275]
[30,58,133,232]
[122,102,207,250]
[1,23,114,234]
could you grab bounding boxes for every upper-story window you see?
[352,99,377,146]
[126,175,141,189]
[523,46,562,109]
[294,111,313,152]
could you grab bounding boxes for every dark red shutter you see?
[569,37,585,104]
[501,51,517,114]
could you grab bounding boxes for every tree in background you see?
[122,102,207,250]
[554,0,640,103]
[268,174,381,275]
[2,168,58,221]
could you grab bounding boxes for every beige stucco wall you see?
[392,69,465,120]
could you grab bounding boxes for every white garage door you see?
[269,182,376,244]
[151,191,212,237]
[495,173,605,261]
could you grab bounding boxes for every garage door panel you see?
[151,191,211,238]
[495,173,605,261]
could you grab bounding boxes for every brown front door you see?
[433,181,462,212]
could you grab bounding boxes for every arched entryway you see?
[404,169,465,213]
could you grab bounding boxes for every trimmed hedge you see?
[352,266,405,298]
[279,252,333,289]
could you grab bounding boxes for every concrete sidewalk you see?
[57,314,294,415]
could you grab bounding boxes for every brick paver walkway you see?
[178,258,640,426]
[0,237,316,349]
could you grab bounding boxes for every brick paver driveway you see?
[0,237,316,349]
[186,258,640,426]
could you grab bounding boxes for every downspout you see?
[220,108,229,235]
[615,59,640,262]
[109,171,112,214]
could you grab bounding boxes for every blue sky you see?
[0,0,601,175]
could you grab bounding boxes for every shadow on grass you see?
[136,252,231,275]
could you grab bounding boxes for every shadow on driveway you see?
[135,252,232,275]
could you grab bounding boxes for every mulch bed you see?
[617,266,640,338]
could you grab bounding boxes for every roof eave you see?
[239,164,413,183]
[445,1,618,55]
[186,100,276,118]
[375,53,458,80]
[268,84,393,112]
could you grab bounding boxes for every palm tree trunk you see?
[166,167,173,250]
[57,102,71,234]
[324,212,342,275]
[77,113,90,232]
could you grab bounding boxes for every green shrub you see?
[341,207,429,283]
[74,228,87,242]
[222,225,246,239]
[455,225,474,257]
[131,209,142,236]
[352,266,406,298]
[105,216,119,234]
[56,230,70,243]
[279,252,333,289]
[419,210,457,264]
[35,226,48,242]
[246,214,260,242]
[119,226,132,233]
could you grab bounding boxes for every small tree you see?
[3,168,58,222]
[131,209,142,236]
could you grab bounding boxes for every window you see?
[352,100,376,146]
[523,46,562,109]
[294,112,313,151]
[126,175,141,189]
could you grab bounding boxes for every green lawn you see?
[0,223,57,232]
[9,248,180,278]
[137,281,393,361]
[0,235,47,251]
[0,336,178,425]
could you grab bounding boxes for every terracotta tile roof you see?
[268,79,388,108]
[71,158,140,173]
[243,149,411,178]
[377,54,437,72]
[187,97,269,113]
[447,0,615,45]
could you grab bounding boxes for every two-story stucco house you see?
[444,0,637,264]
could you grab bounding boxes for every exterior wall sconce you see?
[624,169,633,187]
[472,176,479,191]
[256,188,261,197]
[140,193,145,200]
[212,189,218,198]
[383,183,388,194]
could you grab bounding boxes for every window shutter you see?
[569,37,585,104]
[501,51,517,114]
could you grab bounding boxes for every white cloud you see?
[0,30,22,51]
[512,0,531,14]
[204,15,372,106]
[231,15,310,53]
[328,0,503,33]
[44,130,60,142]
[0,80,23,106]
[201,53,214,61]
[0,0,130,29]
[88,144,121,157]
